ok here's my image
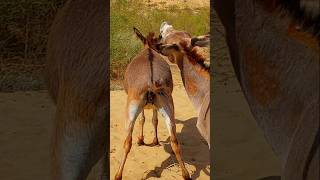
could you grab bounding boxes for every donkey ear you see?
[133,27,146,44]
[191,34,210,47]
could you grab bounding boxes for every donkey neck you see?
[177,56,210,113]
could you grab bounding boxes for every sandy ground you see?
[0,44,281,180]
[0,61,281,180]
[0,91,100,180]
[110,64,210,180]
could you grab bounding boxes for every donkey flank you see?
[114,28,191,180]
[159,22,211,147]
[215,0,319,179]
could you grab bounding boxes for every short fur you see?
[215,0,319,179]
[46,0,108,179]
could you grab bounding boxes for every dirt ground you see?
[0,62,280,180]
[0,91,100,180]
[0,53,281,180]
[0,35,281,180]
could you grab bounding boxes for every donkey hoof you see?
[151,138,160,146]
[182,172,192,180]
[114,174,122,180]
[137,137,145,146]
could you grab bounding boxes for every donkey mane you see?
[179,40,210,72]
[145,32,162,53]
[146,32,156,43]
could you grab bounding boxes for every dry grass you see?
[0,0,65,92]
[0,0,210,91]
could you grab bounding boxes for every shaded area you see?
[144,117,210,179]
[0,91,99,179]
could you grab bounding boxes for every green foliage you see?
[0,0,64,62]
[0,0,209,91]
[110,0,209,80]
[0,0,64,91]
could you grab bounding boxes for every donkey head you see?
[159,21,192,46]
[160,21,174,39]
[158,34,210,63]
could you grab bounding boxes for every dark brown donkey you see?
[159,22,211,147]
[215,0,319,179]
[46,1,108,179]
[114,28,191,180]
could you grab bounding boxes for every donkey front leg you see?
[52,106,106,180]
[156,95,191,180]
[114,97,144,180]
[137,110,146,145]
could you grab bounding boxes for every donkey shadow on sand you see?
[142,116,281,180]
[144,117,210,179]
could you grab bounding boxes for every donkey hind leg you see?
[151,109,159,146]
[137,109,146,145]
[114,98,144,180]
[156,95,191,180]
[52,106,106,180]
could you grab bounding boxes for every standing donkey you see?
[114,28,191,180]
[159,22,211,147]
[215,0,319,179]
[46,0,108,179]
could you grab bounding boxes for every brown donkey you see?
[159,22,211,147]
[215,0,319,179]
[46,0,108,179]
[114,28,191,180]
